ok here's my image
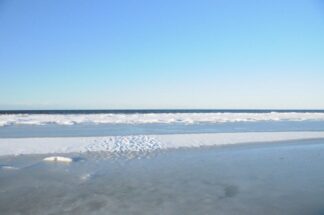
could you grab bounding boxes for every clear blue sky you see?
[0,0,323,109]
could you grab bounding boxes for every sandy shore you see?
[1,139,324,215]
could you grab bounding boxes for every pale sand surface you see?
[2,132,324,156]
[1,139,324,215]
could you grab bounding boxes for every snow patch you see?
[43,156,73,163]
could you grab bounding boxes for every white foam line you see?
[1,112,324,126]
[0,132,324,156]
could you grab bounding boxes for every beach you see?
[2,0,323,213]
[1,139,324,215]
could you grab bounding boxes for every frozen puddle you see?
[1,132,324,156]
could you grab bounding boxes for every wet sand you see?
[1,139,324,215]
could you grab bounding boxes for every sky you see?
[0,0,323,109]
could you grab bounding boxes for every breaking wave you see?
[1,112,324,127]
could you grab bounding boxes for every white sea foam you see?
[1,132,324,156]
[1,112,324,127]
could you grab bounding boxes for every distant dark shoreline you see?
[1,109,324,114]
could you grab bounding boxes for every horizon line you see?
[1,108,324,113]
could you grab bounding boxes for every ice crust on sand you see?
[1,132,324,156]
[0,165,18,170]
[1,112,324,127]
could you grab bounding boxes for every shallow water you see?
[1,121,324,138]
[1,139,324,215]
